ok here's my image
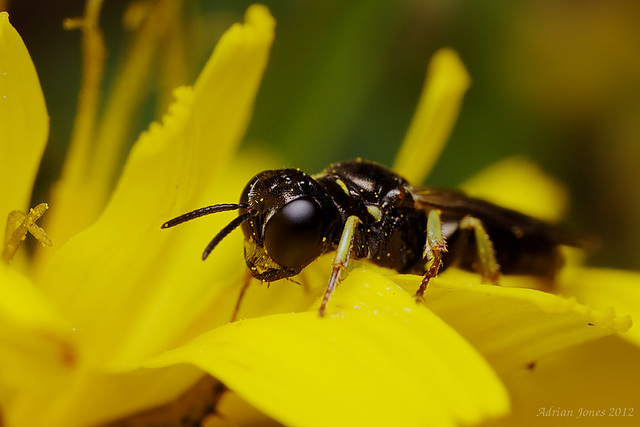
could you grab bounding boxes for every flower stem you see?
[62,0,105,182]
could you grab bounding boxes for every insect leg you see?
[230,271,253,322]
[459,215,500,284]
[415,209,447,301]
[318,215,362,317]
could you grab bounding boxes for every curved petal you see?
[148,268,510,427]
[460,156,569,222]
[0,12,48,224]
[0,263,73,395]
[500,336,640,426]
[39,5,275,368]
[6,364,203,427]
[393,48,470,185]
[192,4,275,169]
[391,270,631,373]
[558,267,640,346]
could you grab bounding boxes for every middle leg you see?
[415,209,448,301]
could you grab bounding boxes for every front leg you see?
[318,215,362,317]
[415,209,448,300]
[229,271,253,323]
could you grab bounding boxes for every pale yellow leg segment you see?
[459,215,500,284]
[3,203,52,262]
[416,209,448,300]
[319,215,362,317]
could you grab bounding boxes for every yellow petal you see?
[148,268,510,427]
[0,262,74,394]
[500,336,640,426]
[393,48,470,184]
[39,6,275,368]
[460,156,569,222]
[558,267,640,346]
[192,4,275,168]
[90,0,189,209]
[0,12,48,225]
[391,270,631,373]
[41,0,106,253]
[7,364,203,427]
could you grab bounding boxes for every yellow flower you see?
[2,4,276,426]
[1,4,638,427]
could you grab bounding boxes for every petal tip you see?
[394,47,471,183]
[432,47,471,90]
[1,11,11,34]
[245,4,276,33]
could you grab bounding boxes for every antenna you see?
[161,203,249,229]
[161,203,255,260]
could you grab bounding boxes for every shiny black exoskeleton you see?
[313,161,429,274]
[236,160,434,282]
[162,159,585,317]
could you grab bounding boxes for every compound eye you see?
[264,197,324,268]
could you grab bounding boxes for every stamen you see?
[3,203,52,262]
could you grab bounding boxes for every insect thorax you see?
[315,160,428,274]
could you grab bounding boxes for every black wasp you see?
[162,159,585,317]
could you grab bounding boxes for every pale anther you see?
[3,203,52,262]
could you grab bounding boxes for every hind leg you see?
[458,215,500,284]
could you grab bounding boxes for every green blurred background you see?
[7,0,640,270]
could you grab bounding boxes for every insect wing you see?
[409,187,589,249]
